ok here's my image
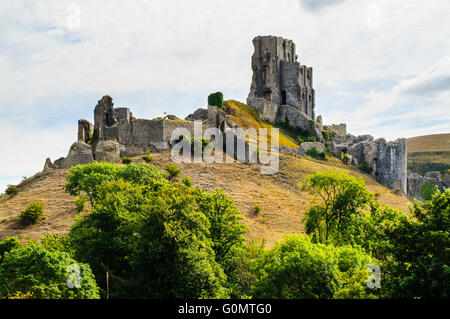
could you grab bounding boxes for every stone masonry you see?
[247,36,315,122]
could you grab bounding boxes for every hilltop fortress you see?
[44,35,411,198]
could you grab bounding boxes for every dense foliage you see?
[251,235,376,299]
[2,160,447,299]
[0,243,99,299]
[208,92,224,108]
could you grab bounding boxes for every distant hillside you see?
[407,133,450,176]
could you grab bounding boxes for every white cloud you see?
[0,0,449,182]
[0,120,76,192]
[298,0,346,12]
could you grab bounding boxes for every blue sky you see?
[1,0,449,192]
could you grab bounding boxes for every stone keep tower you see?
[247,36,315,122]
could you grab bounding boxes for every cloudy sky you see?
[1,0,449,192]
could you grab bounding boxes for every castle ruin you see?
[44,35,411,197]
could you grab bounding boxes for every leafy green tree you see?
[65,162,167,205]
[383,189,450,298]
[0,243,99,299]
[302,170,372,243]
[194,189,248,264]
[69,179,147,297]
[251,235,375,299]
[65,162,121,204]
[131,183,227,299]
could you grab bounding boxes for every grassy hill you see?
[0,101,412,248]
[407,133,450,176]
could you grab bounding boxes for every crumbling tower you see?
[247,36,315,122]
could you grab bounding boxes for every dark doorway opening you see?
[281,90,287,105]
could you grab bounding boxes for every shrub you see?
[121,157,131,164]
[306,147,327,161]
[165,163,181,181]
[19,202,44,225]
[421,182,437,201]
[254,204,262,215]
[308,120,315,126]
[296,136,304,144]
[304,136,317,142]
[5,185,17,195]
[74,195,86,213]
[322,131,331,141]
[208,92,224,108]
[181,176,193,187]
[359,160,373,174]
[142,154,154,163]
[343,153,351,164]
[0,244,99,299]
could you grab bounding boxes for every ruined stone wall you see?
[330,134,407,194]
[77,119,94,143]
[247,35,315,122]
[323,123,347,136]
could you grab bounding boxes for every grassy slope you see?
[0,153,410,248]
[224,100,299,148]
[407,133,450,175]
[0,101,411,248]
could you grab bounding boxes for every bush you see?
[254,204,262,215]
[165,163,181,181]
[343,153,351,164]
[421,182,436,201]
[74,195,86,213]
[304,136,317,142]
[181,176,193,187]
[0,244,99,299]
[296,136,304,144]
[142,154,154,163]
[309,120,315,126]
[306,147,327,161]
[19,202,44,225]
[121,157,131,165]
[208,92,224,108]
[322,131,331,141]
[359,160,373,174]
[5,185,17,195]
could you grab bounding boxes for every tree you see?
[194,189,248,264]
[302,170,372,243]
[65,162,167,205]
[0,243,99,299]
[251,235,375,299]
[383,188,450,298]
[69,179,230,298]
[131,183,227,299]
